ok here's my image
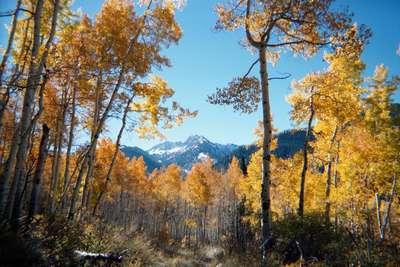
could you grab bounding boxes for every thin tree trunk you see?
[80,145,96,212]
[297,91,315,217]
[333,141,340,227]
[0,19,32,134]
[7,0,46,225]
[49,88,68,212]
[376,175,396,241]
[10,0,60,229]
[119,189,124,225]
[4,70,48,220]
[333,142,340,188]
[0,0,22,84]
[203,206,207,243]
[28,124,50,221]
[68,17,145,220]
[81,72,102,212]
[48,131,59,209]
[325,125,338,225]
[61,80,77,211]
[67,148,89,220]
[0,12,34,219]
[0,0,22,132]
[7,65,49,222]
[381,175,396,240]
[68,69,125,220]
[0,128,19,217]
[92,94,134,216]
[259,45,272,259]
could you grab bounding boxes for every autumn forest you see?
[0,0,399,266]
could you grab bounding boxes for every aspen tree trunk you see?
[1,73,46,219]
[69,14,147,219]
[119,189,124,224]
[0,7,38,219]
[381,175,396,241]
[259,45,272,259]
[28,124,50,221]
[18,136,35,212]
[79,90,100,219]
[0,0,22,132]
[333,142,340,227]
[333,143,340,188]
[325,125,338,225]
[68,4,148,219]
[0,20,31,135]
[7,0,46,226]
[80,142,96,212]
[69,67,128,220]
[49,90,67,212]
[81,139,97,211]
[92,94,134,216]
[68,149,89,220]
[61,81,77,211]
[81,74,102,212]
[203,206,207,243]
[376,175,396,241]
[0,0,22,82]
[0,130,19,216]
[11,0,60,228]
[298,93,315,217]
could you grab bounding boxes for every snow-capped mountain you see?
[121,130,308,173]
[147,135,239,171]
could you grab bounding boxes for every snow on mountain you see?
[120,130,308,173]
[149,146,187,155]
[147,135,238,171]
[197,152,209,160]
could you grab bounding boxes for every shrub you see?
[271,213,353,266]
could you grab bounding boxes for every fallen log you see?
[74,249,127,265]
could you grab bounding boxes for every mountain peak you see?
[122,130,307,173]
[185,135,209,144]
[145,135,238,171]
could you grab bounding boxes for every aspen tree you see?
[210,1,361,260]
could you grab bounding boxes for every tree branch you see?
[245,0,261,48]
[243,58,259,79]
[0,8,34,17]
[268,73,291,81]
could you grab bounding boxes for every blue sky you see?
[1,0,399,149]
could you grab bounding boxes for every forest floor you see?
[152,247,225,267]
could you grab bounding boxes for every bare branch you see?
[243,58,259,79]
[266,39,329,48]
[0,8,34,17]
[268,73,291,81]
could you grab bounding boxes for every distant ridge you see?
[120,129,307,172]
[147,135,238,172]
[120,146,161,171]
